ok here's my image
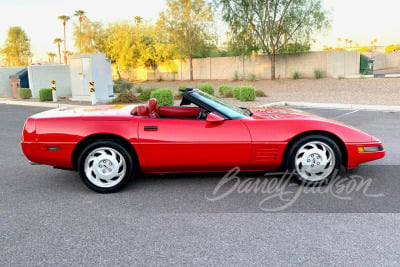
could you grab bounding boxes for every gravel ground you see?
[140,77,400,106]
[4,77,400,107]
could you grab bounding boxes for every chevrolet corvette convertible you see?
[21,88,385,193]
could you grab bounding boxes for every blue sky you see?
[0,0,399,62]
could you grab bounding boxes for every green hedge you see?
[18,88,32,99]
[197,84,214,95]
[39,88,53,101]
[218,85,233,97]
[150,88,174,106]
[112,91,138,104]
[233,86,256,101]
[233,87,241,99]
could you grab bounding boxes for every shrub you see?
[135,86,144,94]
[138,87,157,102]
[18,88,32,99]
[150,89,174,106]
[112,91,138,104]
[238,86,256,101]
[173,86,186,100]
[178,85,187,91]
[292,72,301,80]
[314,69,325,79]
[247,73,257,81]
[39,88,53,101]
[233,87,241,99]
[197,83,214,95]
[255,89,267,97]
[233,71,240,81]
[218,85,232,96]
[113,79,133,93]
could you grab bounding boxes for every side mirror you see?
[206,112,225,123]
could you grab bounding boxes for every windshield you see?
[191,90,249,119]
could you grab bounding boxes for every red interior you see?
[131,99,200,119]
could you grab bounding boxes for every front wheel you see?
[286,135,342,186]
[78,140,134,193]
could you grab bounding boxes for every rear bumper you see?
[21,142,75,169]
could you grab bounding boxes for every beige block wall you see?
[131,51,360,81]
[367,52,400,70]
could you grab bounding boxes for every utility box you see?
[360,54,374,75]
[70,53,114,102]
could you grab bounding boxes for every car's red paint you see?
[21,90,385,181]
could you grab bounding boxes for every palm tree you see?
[63,50,73,64]
[134,16,143,25]
[74,10,86,33]
[57,15,70,64]
[74,10,86,53]
[47,52,56,63]
[53,38,63,64]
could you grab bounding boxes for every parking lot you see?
[1,104,400,266]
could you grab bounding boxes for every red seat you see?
[131,105,149,116]
[148,98,160,118]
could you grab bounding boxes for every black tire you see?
[77,140,134,193]
[286,135,342,186]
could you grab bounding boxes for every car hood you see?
[30,104,136,119]
[249,106,313,120]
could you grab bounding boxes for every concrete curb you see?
[3,99,91,108]
[262,101,400,112]
[374,73,400,78]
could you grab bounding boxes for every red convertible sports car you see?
[21,88,385,193]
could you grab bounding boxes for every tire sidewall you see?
[287,135,342,186]
[78,140,134,193]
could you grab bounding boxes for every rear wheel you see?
[287,135,342,186]
[78,140,134,193]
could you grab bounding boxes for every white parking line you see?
[332,110,359,119]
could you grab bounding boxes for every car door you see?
[137,117,252,172]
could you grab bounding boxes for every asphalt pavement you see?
[1,104,400,266]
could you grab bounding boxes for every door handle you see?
[144,126,158,131]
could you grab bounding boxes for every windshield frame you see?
[183,89,249,120]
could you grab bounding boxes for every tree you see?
[74,10,86,53]
[158,0,216,80]
[100,21,142,79]
[47,52,56,63]
[73,15,102,53]
[58,15,70,64]
[53,38,63,64]
[0,26,32,66]
[74,10,86,33]
[139,25,177,75]
[215,0,330,80]
[134,16,143,25]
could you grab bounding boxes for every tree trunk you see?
[58,44,62,64]
[115,63,121,80]
[63,23,67,64]
[189,54,193,81]
[270,53,276,80]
